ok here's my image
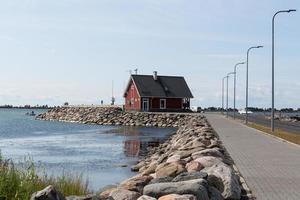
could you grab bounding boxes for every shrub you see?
[0,153,89,200]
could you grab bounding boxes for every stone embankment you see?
[36,107,188,128]
[33,107,251,200]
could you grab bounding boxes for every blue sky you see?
[0,0,299,108]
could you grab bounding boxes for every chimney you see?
[153,71,158,81]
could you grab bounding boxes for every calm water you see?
[0,109,175,191]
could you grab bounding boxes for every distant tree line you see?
[0,104,52,109]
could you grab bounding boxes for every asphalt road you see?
[224,112,300,135]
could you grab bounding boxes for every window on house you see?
[160,99,166,109]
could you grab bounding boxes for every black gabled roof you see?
[130,74,193,98]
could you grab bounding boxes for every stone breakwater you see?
[36,107,188,128]
[32,107,251,200]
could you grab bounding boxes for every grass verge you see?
[248,123,300,145]
[0,153,90,200]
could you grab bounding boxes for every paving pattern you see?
[205,113,300,200]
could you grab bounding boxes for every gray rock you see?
[137,195,157,200]
[185,161,204,172]
[203,163,241,200]
[143,179,209,200]
[166,155,181,163]
[109,188,141,200]
[191,148,224,160]
[155,162,186,178]
[31,185,65,200]
[207,186,224,200]
[172,172,208,182]
[131,162,145,172]
[98,185,118,199]
[66,195,99,200]
[173,147,205,159]
[120,175,152,193]
[158,194,196,200]
[149,176,173,184]
[194,156,223,168]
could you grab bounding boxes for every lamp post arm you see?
[234,62,245,72]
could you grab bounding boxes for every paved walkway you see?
[205,113,300,200]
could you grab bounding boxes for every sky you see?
[0,0,299,109]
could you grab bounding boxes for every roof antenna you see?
[134,68,138,75]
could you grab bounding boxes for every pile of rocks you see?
[98,116,243,200]
[36,107,190,128]
[33,110,249,200]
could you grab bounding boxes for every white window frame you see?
[160,99,166,109]
[142,98,149,111]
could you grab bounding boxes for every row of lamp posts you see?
[221,9,296,132]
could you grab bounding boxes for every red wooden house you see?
[123,72,193,112]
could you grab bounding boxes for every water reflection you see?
[124,140,140,157]
[123,139,161,157]
[112,126,171,157]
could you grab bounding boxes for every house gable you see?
[124,80,141,111]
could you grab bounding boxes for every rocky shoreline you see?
[32,107,253,200]
[36,107,189,128]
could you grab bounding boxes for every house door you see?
[142,98,149,111]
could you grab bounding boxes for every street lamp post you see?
[245,46,263,124]
[233,62,245,119]
[222,76,227,113]
[226,72,235,118]
[271,9,296,132]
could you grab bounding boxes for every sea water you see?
[0,108,175,191]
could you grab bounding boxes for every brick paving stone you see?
[205,113,300,200]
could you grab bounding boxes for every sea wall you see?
[33,107,251,200]
[36,107,190,128]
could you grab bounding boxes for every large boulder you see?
[166,155,181,163]
[203,163,241,200]
[149,176,173,185]
[131,161,146,172]
[158,194,196,200]
[194,156,222,168]
[172,172,208,182]
[109,188,141,200]
[143,179,209,200]
[120,175,153,193]
[137,195,157,200]
[66,195,99,200]
[31,185,65,200]
[141,162,158,176]
[191,148,224,160]
[98,186,117,199]
[207,186,224,200]
[173,146,205,159]
[185,161,204,172]
[155,162,186,178]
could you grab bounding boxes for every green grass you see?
[0,153,90,200]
